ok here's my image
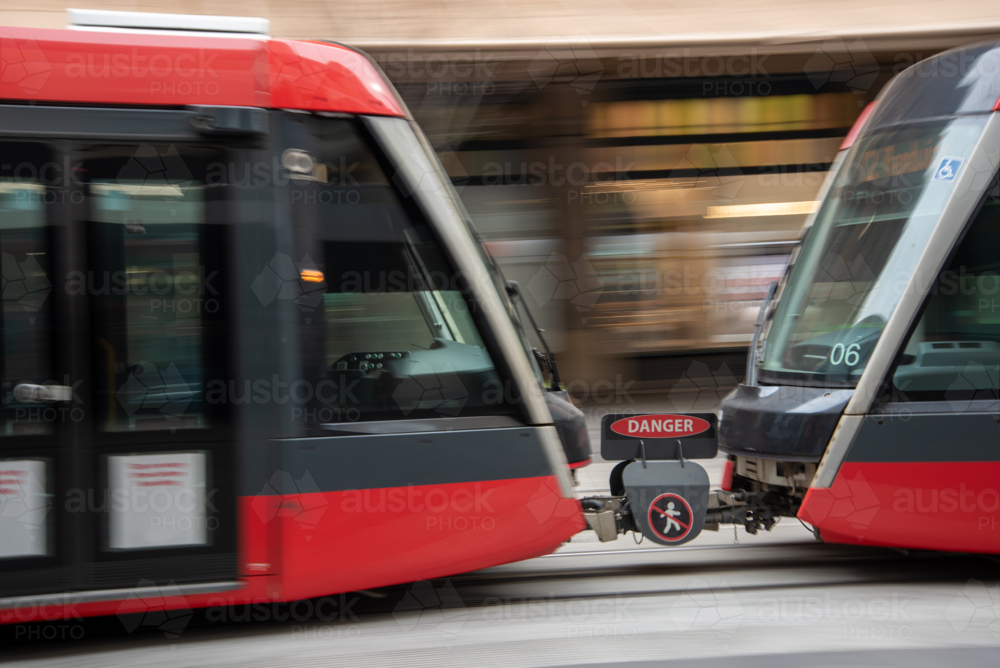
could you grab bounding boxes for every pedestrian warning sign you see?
[647,492,693,542]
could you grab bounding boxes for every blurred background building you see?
[7,1,1000,391]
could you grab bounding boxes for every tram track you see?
[447,541,999,606]
[3,539,997,668]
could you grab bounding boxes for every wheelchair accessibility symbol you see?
[933,157,963,182]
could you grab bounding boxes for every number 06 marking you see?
[830,343,861,366]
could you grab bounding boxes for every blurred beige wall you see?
[5,1,1000,46]
[6,1,1000,388]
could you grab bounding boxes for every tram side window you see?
[290,118,515,423]
[891,193,1000,403]
[1,143,54,436]
[82,145,229,432]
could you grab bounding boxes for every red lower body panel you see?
[798,461,1000,554]
[3,475,582,624]
[277,475,582,601]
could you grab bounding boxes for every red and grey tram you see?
[718,42,1000,553]
[0,11,585,624]
[582,42,999,555]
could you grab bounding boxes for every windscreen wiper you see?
[505,280,562,391]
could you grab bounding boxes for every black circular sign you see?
[647,492,694,542]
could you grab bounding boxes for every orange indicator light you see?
[300,270,324,283]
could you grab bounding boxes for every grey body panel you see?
[847,412,1000,463]
[545,389,592,464]
[719,384,853,461]
[0,104,202,139]
[269,426,553,494]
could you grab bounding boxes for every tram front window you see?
[289,117,515,423]
[760,115,989,385]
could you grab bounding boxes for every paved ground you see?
[4,543,997,667]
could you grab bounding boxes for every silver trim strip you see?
[0,581,244,610]
[321,416,523,434]
[67,9,270,35]
[811,414,864,488]
[876,400,1000,416]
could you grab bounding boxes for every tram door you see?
[1,119,239,598]
[75,141,238,590]
[1,141,69,597]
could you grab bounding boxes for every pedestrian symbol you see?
[933,157,963,182]
[647,492,694,542]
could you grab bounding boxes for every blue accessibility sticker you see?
[933,157,963,182]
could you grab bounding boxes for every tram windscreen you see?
[760,115,989,385]
[286,117,516,423]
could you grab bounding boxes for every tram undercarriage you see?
[580,456,815,544]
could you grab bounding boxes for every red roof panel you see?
[0,27,404,116]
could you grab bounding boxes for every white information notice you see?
[108,452,208,550]
[0,460,49,558]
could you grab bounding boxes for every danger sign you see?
[600,412,718,461]
[610,414,710,439]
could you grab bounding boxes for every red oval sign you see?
[610,414,710,439]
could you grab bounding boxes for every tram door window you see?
[85,147,219,434]
[891,191,1000,402]
[77,143,236,586]
[1,146,54,438]
[1,143,57,565]
[287,117,517,425]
